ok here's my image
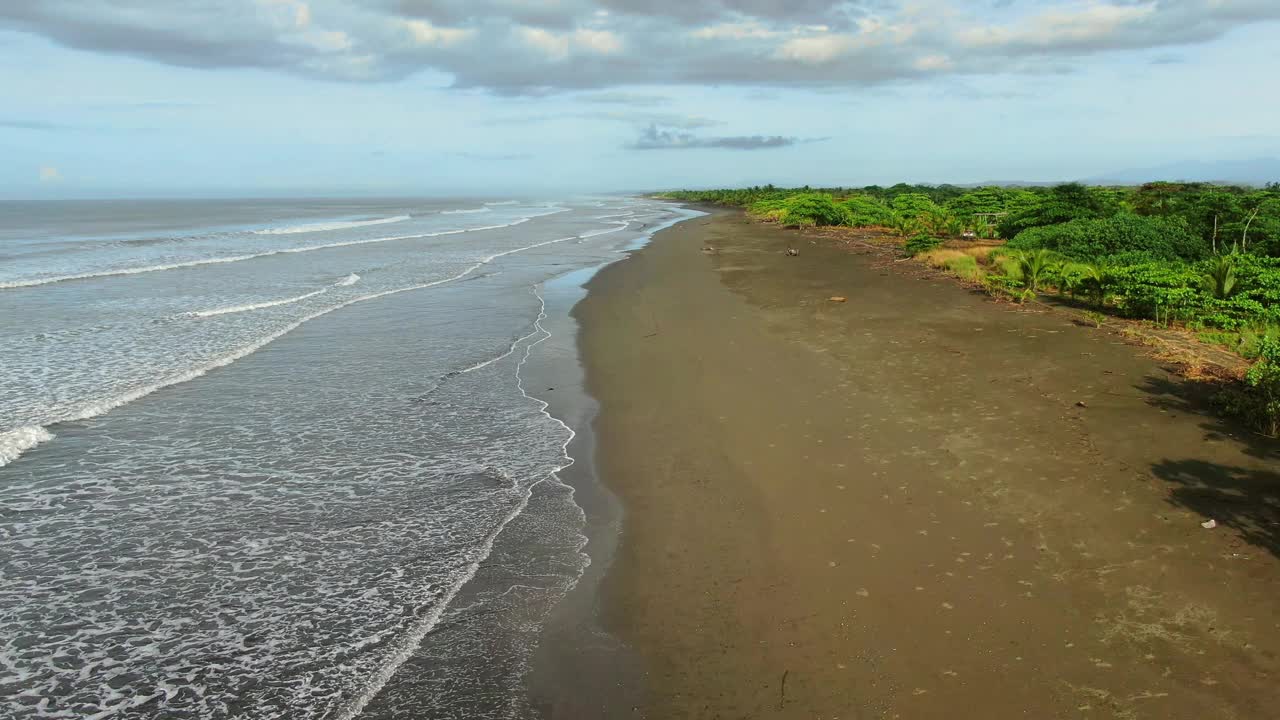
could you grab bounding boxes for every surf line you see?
[0,223,634,468]
[186,274,361,318]
[331,284,587,720]
[0,218,537,291]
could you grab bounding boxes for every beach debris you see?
[1201,519,1218,529]
[1076,401,1088,408]
[829,296,848,303]
[785,247,799,256]
[701,246,717,254]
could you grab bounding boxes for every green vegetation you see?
[1006,215,1203,262]
[658,180,1280,435]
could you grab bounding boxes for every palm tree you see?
[1202,254,1239,300]
[1013,249,1060,296]
[1077,261,1112,308]
[890,212,923,238]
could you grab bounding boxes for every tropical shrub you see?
[905,233,943,255]
[891,193,942,219]
[1007,214,1206,262]
[840,195,895,227]
[1106,263,1206,325]
[754,193,850,228]
[1244,336,1280,436]
[1201,254,1239,299]
[946,186,1010,217]
[997,183,1112,239]
[1011,249,1060,295]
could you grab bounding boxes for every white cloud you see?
[575,28,623,54]
[400,19,472,47]
[692,22,781,40]
[914,53,953,71]
[3,0,1279,90]
[958,2,1158,50]
[517,26,623,60]
[518,26,571,59]
[258,0,311,29]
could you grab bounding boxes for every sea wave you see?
[253,215,411,235]
[189,273,362,318]
[188,289,329,318]
[2,227,605,468]
[441,208,491,215]
[0,426,55,468]
[332,286,582,720]
[0,220,532,290]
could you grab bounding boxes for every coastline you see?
[553,207,1280,718]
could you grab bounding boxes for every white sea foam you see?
[254,215,411,235]
[190,289,328,318]
[189,273,362,317]
[0,427,54,468]
[7,229,596,468]
[332,286,584,720]
[483,200,519,206]
[0,219,533,290]
[440,208,490,215]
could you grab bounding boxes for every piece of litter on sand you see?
[1201,519,1218,529]
[829,296,848,303]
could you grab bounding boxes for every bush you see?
[840,195,894,227]
[1229,335,1280,436]
[1107,263,1204,323]
[891,193,942,219]
[905,234,943,255]
[1007,214,1206,262]
[997,183,1112,239]
[773,193,851,228]
[747,197,789,222]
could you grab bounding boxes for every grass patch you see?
[918,249,969,268]
[962,246,998,264]
[943,255,983,282]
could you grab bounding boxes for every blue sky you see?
[2,1,1279,198]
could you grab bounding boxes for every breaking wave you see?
[254,215,411,235]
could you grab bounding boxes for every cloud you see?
[38,166,62,183]
[629,124,806,150]
[2,1,1278,91]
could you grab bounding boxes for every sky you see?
[2,0,1279,198]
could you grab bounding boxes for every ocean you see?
[0,197,699,719]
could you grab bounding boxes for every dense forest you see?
[657,182,1280,435]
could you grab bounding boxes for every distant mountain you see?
[1088,158,1280,185]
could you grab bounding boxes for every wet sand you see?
[567,209,1280,719]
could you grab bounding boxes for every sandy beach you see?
[560,208,1280,719]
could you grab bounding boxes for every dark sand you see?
[563,209,1280,719]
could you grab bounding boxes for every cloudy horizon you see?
[3,0,1280,198]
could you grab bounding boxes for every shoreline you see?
[550,207,1280,718]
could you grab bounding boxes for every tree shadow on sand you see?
[1138,373,1280,558]
[1151,458,1280,558]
